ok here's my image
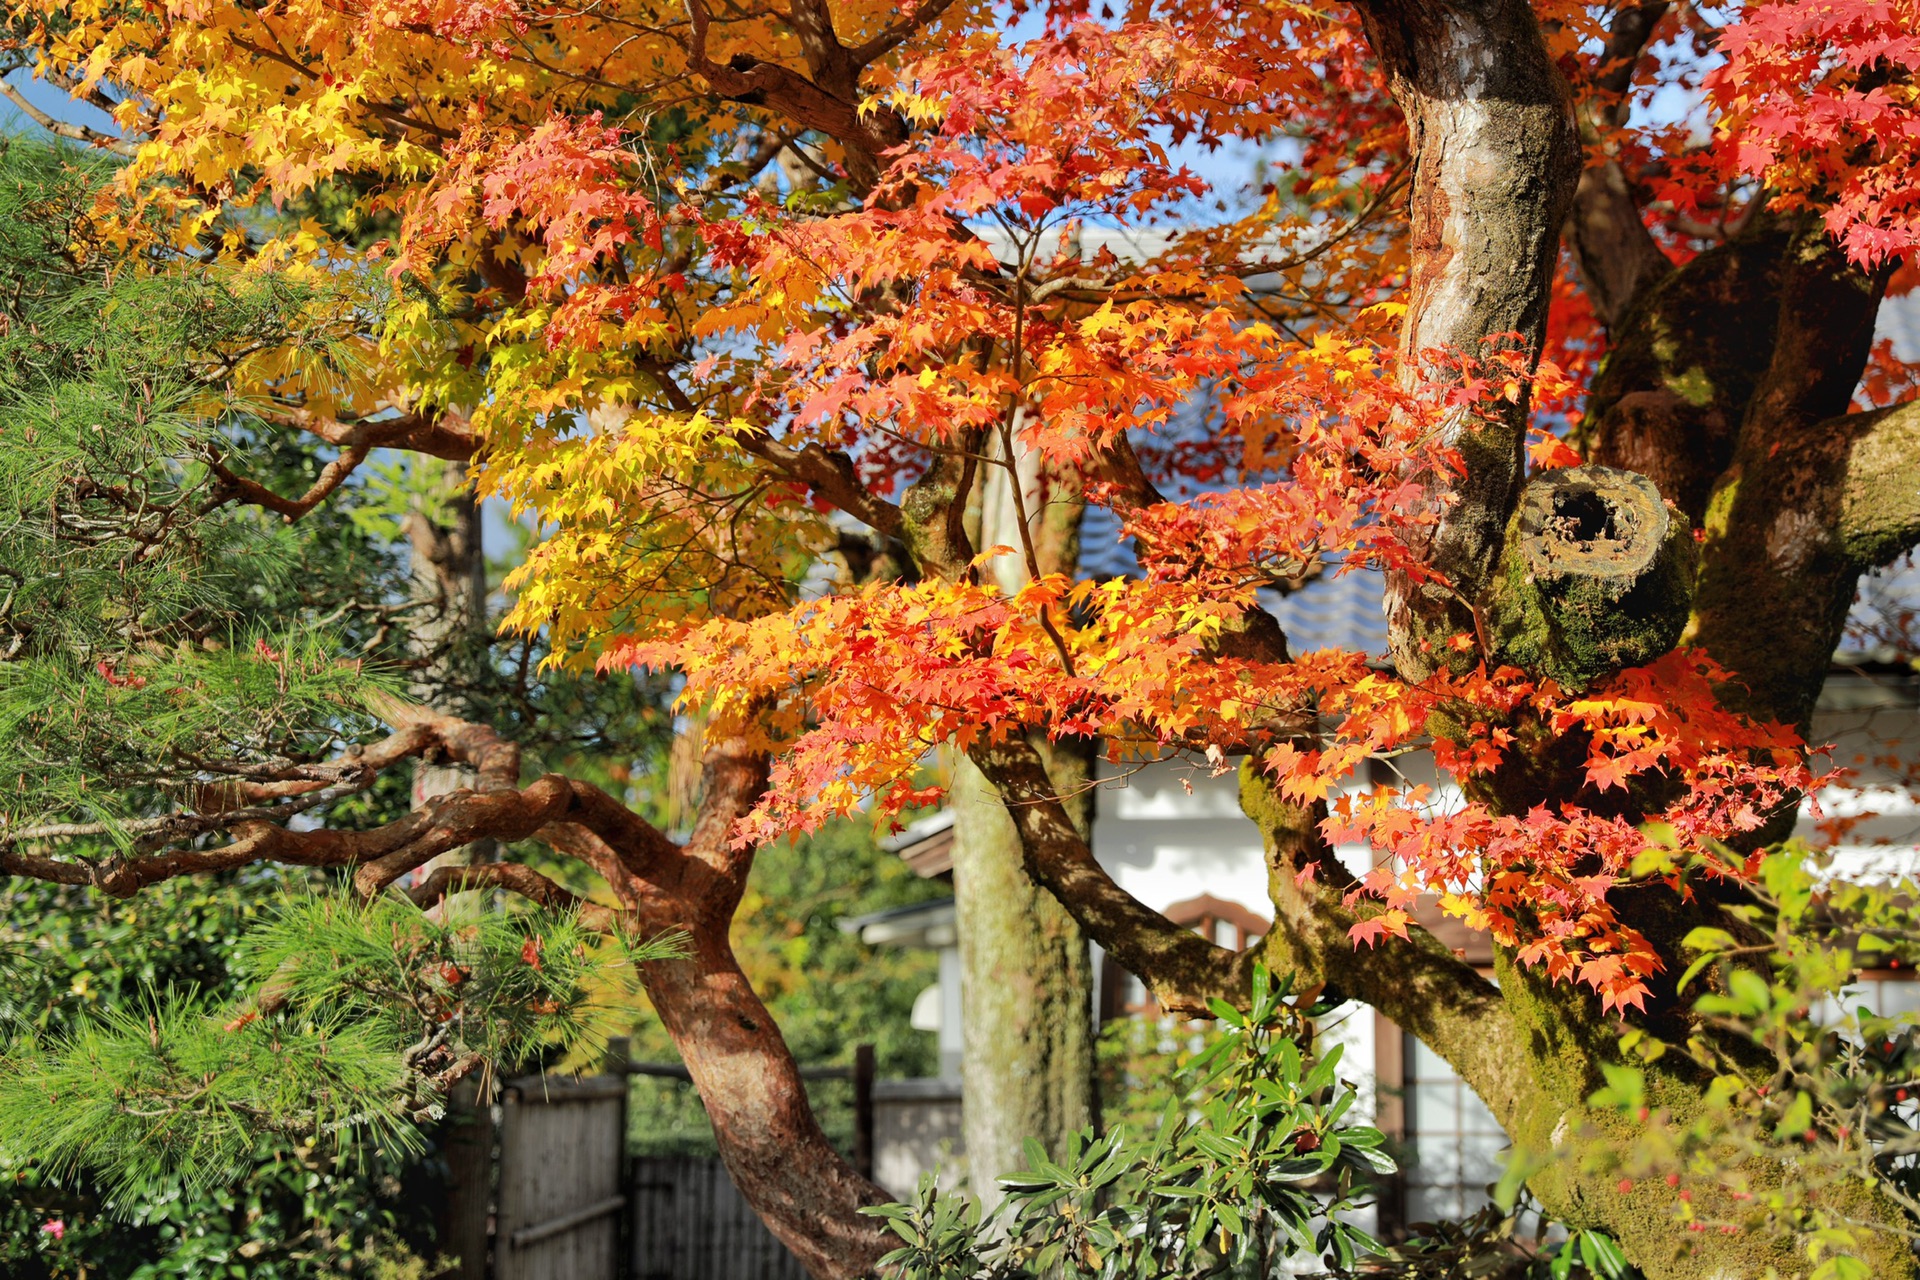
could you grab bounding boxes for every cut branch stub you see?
[1488,465,1696,690]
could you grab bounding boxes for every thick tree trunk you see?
[603,738,895,1280]
[1353,0,1582,675]
[947,425,1099,1203]
[638,931,892,1278]
[949,745,1097,1205]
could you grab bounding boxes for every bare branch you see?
[206,445,369,521]
[847,0,961,64]
[0,79,138,157]
[404,860,619,933]
[263,405,478,462]
[1564,2,1675,328]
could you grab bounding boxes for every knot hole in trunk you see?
[1487,465,1697,691]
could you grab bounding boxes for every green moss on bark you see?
[950,745,1098,1203]
[1488,466,1696,691]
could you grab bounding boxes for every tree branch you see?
[0,79,138,157]
[263,405,477,462]
[847,0,960,64]
[404,860,619,933]
[206,446,369,521]
[681,0,905,193]
[1685,216,1890,728]
[1233,768,1528,1126]
[968,736,1253,1013]
[738,433,905,542]
[1563,2,1674,329]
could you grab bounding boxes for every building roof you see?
[837,897,957,949]
[882,809,955,878]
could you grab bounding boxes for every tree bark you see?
[949,748,1097,1205]
[1353,0,1583,676]
[1684,219,1891,731]
[948,426,1099,1204]
[1574,227,1791,524]
[404,465,497,908]
[585,736,896,1280]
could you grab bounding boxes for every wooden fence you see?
[495,1074,627,1280]
[628,1156,812,1280]
[485,1048,876,1278]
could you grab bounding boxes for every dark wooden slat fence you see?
[486,1047,876,1278]
[495,1074,627,1280]
[628,1156,812,1280]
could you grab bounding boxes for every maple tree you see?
[7,0,1920,1275]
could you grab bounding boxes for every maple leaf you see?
[1349,909,1412,949]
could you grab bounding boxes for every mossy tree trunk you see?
[1236,765,1920,1280]
[950,746,1098,1204]
[950,426,1099,1203]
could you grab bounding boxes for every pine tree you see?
[0,136,680,1206]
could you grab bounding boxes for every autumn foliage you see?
[0,0,1895,1009]
[10,0,1920,1272]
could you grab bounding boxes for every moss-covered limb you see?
[1575,228,1791,523]
[1353,0,1582,679]
[1236,767,1536,1122]
[896,422,986,582]
[1487,466,1697,692]
[1238,762,1919,1278]
[1836,398,1920,569]
[949,746,1098,1200]
[1737,219,1889,449]
[1494,955,1920,1280]
[970,736,1254,1014]
[1688,412,1914,732]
